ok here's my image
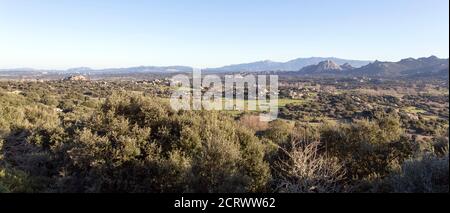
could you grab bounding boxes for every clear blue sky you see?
[0,0,448,69]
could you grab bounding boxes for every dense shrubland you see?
[0,81,448,193]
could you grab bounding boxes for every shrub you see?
[51,92,270,193]
[389,153,449,193]
[0,167,35,193]
[321,114,416,179]
[263,120,293,145]
[0,139,37,193]
[275,142,346,193]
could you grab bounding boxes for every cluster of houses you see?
[282,83,320,99]
[133,78,177,86]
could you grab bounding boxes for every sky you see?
[0,0,449,69]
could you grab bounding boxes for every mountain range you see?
[0,57,371,74]
[0,56,448,79]
[0,66,193,76]
[204,57,371,72]
[348,56,449,78]
[293,56,448,79]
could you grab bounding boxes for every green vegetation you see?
[0,79,448,193]
[403,106,426,114]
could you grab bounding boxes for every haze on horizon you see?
[0,0,449,70]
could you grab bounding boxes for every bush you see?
[0,139,37,193]
[0,167,35,193]
[389,153,449,193]
[263,120,293,145]
[1,81,446,193]
[321,114,416,179]
[50,92,270,193]
[432,133,449,157]
[275,142,346,193]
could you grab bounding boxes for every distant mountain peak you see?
[316,60,342,71]
[299,60,354,73]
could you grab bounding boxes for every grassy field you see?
[403,106,427,114]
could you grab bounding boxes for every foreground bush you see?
[321,113,416,180]
[0,92,270,193]
[389,153,449,193]
[275,142,346,193]
[0,87,448,193]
